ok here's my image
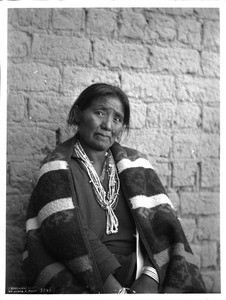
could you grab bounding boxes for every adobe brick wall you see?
[7,7,220,293]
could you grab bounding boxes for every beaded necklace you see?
[74,140,120,234]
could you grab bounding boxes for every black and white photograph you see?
[1,0,225,297]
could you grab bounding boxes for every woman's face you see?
[77,96,125,152]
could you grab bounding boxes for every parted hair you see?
[67,83,130,133]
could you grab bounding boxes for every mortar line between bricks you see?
[55,128,61,146]
[197,162,202,191]
[169,161,174,189]
[90,40,95,66]
[24,96,30,120]
[84,8,88,36]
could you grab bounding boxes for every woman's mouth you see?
[95,133,111,140]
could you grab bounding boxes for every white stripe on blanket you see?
[38,160,68,180]
[117,158,154,174]
[35,262,66,287]
[26,198,74,232]
[130,194,174,210]
[154,243,198,268]
[26,217,39,232]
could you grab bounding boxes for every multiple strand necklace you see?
[74,140,120,235]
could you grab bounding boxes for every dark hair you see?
[67,83,130,132]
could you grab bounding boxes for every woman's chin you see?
[79,135,114,152]
[94,142,111,152]
[92,139,114,152]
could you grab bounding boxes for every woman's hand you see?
[130,274,159,294]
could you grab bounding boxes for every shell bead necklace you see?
[74,140,120,234]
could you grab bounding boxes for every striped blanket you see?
[23,136,206,293]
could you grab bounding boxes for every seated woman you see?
[23,83,206,294]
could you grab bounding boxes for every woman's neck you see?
[78,138,108,176]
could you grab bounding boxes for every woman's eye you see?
[96,111,105,117]
[114,116,122,123]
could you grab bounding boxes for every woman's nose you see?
[102,117,113,131]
